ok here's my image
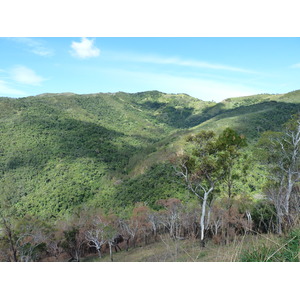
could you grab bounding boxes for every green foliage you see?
[215,128,248,202]
[113,163,192,211]
[240,229,300,262]
[216,127,247,150]
[192,101,300,140]
[185,131,217,172]
[1,92,199,218]
[61,227,80,250]
[181,128,248,202]
[18,241,47,262]
[240,245,275,262]
[13,158,109,218]
[0,211,53,262]
[250,200,277,233]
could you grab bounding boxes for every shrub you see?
[240,229,300,262]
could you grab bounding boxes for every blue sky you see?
[1,37,300,102]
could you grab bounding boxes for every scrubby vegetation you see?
[240,229,300,262]
[1,90,300,261]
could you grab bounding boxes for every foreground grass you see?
[82,233,286,262]
[240,229,300,262]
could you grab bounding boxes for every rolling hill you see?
[1,89,300,219]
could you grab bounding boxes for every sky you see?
[1,37,300,102]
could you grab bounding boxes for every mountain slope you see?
[0,91,210,217]
[1,90,299,219]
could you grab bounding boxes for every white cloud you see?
[107,52,257,74]
[138,55,255,73]
[11,37,54,57]
[0,80,26,96]
[31,48,53,57]
[70,37,100,59]
[10,66,46,86]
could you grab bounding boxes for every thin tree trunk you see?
[284,171,293,217]
[9,234,18,262]
[5,223,18,262]
[125,237,130,251]
[277,213,283,235]
[75,250,80,262]
[109,243,113,262]
[200,194,208,247]
[96,247,102,258]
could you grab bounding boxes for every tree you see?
[106,227,120,262]
[215,127,247,206]
[173,131,219,246]
[59,213,87,262]
[131,204,152,246]
[84,212,121,260]
[0,211,52,262]
[258,114,300,234]
[60,226,85,262]
[84,215,109,258]
[156,198,182,239]
[13,216,51,262]
[119,218,138,249]
[173,128,247,246]
[0,177,26,261]
[0,212,18,261]
[146,209,161,242]
[179,201,201,239]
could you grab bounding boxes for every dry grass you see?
[82,233,282,262]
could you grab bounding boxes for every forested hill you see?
[1,89,300,219]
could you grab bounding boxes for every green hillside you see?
[1,90,300,219]
[130,92,300,176]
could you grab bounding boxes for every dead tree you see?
[107,234,130,262]
[260,115,300,234]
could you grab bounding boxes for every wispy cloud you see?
[0,80,26,96]
[291,63,300,68]
[101,68,262,102]
[70,37,100,59]
[10,65,46,86]
[108,52,257,74]
[11,37,54,57]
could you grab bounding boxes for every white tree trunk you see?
[200,193,208,245]
[108,242,113,262]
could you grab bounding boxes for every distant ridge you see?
[36,92,77,97]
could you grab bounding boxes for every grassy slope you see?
[81,233,282,262]
[1,90,300,219]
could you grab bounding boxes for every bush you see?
[251,200,277,233]
[240,245,274,262]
